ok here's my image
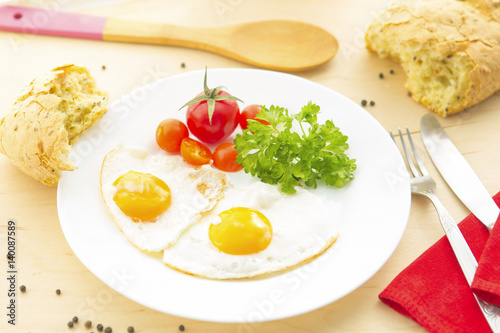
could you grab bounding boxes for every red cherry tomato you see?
[156,119,189,153]
[180,138,213,165]
[239,104,270,130]
[186,91,240,144]
[213,143,243,172]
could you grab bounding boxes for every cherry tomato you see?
[239,104,270,130]
[156,119,189,153]
[186,91,240,144]
[180,137,213,165]
[213,142,243,172]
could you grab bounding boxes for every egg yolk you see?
[112,171,171,222]
[209,207,272,255]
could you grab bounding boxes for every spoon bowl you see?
[226,20,338,71]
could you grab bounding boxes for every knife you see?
[420,114,499,231]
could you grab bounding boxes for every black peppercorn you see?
[389,69,394,74]
[68,321,74,328]
[179,324,185,331]
[72,316,78,323]
[85,320,92,328]
[379,73,384,79]
[97,324,103,331]
[56,289,61,295]
[181,62,186,68]
[104,327,112,333]
[370,101,375,106]
[127,327,135,333]
[361,100,367,106]
[19,285,26,292]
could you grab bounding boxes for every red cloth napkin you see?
[379,191,500,333]
[472,212,500,306]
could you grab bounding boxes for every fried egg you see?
[100,146,229,252]
[162,182,338,279]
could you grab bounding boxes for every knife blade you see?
[420,114,499,230]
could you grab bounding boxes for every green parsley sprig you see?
[234,101,356,194]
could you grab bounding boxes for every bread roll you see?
[365,0,500,117]
[0,64,108,185]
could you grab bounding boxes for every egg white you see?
[162,182,339,279]
[100,146,229,252]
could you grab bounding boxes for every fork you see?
[391,127,500,332]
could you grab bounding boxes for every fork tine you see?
[389,129,396,143]
[405,127,429,176]
[397,127,419,177]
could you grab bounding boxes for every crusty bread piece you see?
[0,64,108,185]
[365,0,500,117]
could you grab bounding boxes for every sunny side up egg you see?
[162,182,339,279]
[100,146,229,252]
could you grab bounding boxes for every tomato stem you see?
[178,67,243,125]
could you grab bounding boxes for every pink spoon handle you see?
[0,6,107,40]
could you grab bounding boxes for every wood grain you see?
[1,0,499,332]
[103,18,338,71]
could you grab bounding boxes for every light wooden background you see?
[1,0,499,332]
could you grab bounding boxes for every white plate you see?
[57,68,410,323]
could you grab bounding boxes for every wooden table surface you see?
[1,0,499,332]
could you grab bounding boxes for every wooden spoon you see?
[0,6,338,71]
[104,19,339,71]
